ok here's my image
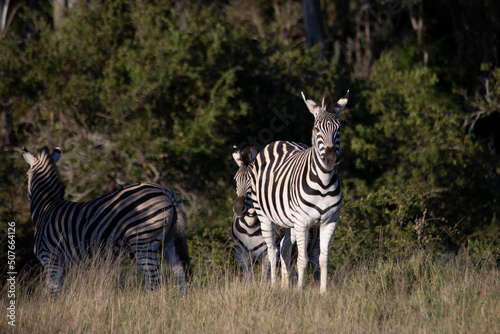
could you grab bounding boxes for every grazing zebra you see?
[249,90,348,293]
[232,145,320,283]
[22,146,190,295]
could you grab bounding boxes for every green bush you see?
[340,51,500,257]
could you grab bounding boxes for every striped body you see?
[232,146,320,282]
[231,146,269,278]
[250,91,348,293]
[231,208,270,279]
[23,146,190,295]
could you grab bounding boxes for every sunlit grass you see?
[1,252,499,333]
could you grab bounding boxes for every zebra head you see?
[23,146,64,204]
[301,90,349,171]
[232,145,258,219]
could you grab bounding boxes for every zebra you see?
[22,146,191,295]
[232,145,320,283]
[249,90,348,293]
[231,145,270,279]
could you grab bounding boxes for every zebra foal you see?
[22,146,190,295]
[251,90,348,293]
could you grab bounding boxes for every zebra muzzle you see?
[323,146,339,170]
[233,196,247,218]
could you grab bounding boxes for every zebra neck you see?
[310,148,337,185]
[31,196,65,228]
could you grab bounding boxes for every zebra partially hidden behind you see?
[22,146,190,295]
[232,145,320,283]
[250,90,348,293]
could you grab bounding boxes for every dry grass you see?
[2,252,499,334]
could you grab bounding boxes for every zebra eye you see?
[314,125,319,132]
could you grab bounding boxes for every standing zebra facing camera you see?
[232,145,320,283]
[22,146,191,295]
[249,90,348,293]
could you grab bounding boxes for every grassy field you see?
[1,252,499,334]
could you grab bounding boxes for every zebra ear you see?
[301,91,320,116]
[51,147,62,163]
[232,146,244,168]
[322,92,333,113]
[23,147,38,166]
[332,90,349,116]
[249,147,258,162]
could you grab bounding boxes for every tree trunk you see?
[302,0,324,60]
[53,0,66,30]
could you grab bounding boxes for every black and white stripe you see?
[22,146,190,295]
[232,145,320,283]
[231,146,269,279]
[249,90,348,293]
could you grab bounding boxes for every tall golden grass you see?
[2,252,499,334]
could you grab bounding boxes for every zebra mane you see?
[37,146,53,163]
[321,92,334,113]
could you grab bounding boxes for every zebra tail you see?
[174,201,192,281]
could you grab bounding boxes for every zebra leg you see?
[235,246,253,280]
[260,218,278,286]
[162,236,188,295]
[286,228,298,285]
[42,255,65,296]
[308,229,321,283]
[319,221,339,293]
[309,245,321,283]
[294,225,309,289]
[279,228,293,289]
[260,250,271,281]
[132,245,162,290]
